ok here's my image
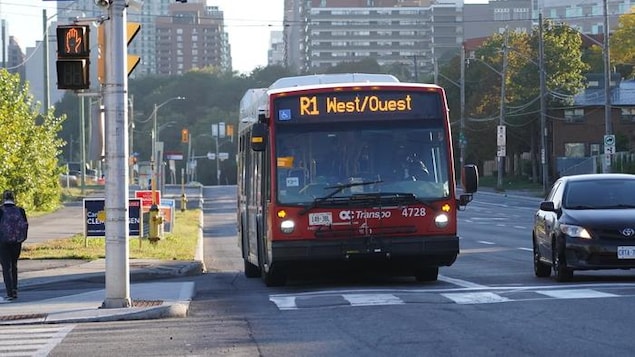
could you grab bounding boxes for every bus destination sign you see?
[274,90,441,122]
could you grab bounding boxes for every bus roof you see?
[238,73,443,132]
[269,73,399,90]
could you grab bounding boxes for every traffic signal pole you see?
[102,0,131,309]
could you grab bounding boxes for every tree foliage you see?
[439,21,587,178]
[609,9,635,78]
[0,69,65,211]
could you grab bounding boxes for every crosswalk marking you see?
[342,293,404,306]
[441,292,511,304]
[536,289,618,299]
[269,287,632,310]
[0,324,75,357]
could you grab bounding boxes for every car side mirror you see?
[539,201,556,212]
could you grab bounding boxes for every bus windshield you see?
[275,121,451,205]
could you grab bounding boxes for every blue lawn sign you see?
[84,198,142,237]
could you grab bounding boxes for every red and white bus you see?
[237,73,478,286]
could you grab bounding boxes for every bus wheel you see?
[244,259,260,278]
[415,266,439,282]
[263,266,287,287]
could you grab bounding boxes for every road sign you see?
[497,125,506,146]
[497,146,506,157]
[604,134,615,155]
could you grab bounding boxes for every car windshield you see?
[275,121,451,205]
[563,179,635,209]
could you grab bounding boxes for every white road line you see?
[536,289,619,299]
[517,247,532,252]
[0,324,75,357]
[438,275,489,289]
[477,241,496,245]
[441,292,512,304]
[342,294,404,306]
[269,296,297,310]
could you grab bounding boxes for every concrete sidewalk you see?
[0,202,205,325]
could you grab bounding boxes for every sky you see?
[0,0,487,74]
[1,0,285,74]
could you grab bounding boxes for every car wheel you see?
[415,266,439,282]
[533,239,551,278]
[553,242,573,282]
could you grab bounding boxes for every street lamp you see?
[150,96,185,204]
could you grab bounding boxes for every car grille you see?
[593,227,635,241]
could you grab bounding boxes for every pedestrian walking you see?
[0,190,28,301]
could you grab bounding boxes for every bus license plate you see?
[309,212,332,226]
[617,246,635,259]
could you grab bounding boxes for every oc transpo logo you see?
[339,210,391,221]
[339,210,353,221]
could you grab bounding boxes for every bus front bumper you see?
[271,236,459,267]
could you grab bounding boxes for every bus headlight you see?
[434,213,449,228]
[280,219,295,234]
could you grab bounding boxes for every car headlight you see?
[434,213,449,228]
[280,219,295,234]
[560,224,592,239]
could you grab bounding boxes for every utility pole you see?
[103,0,131,309]
[603,0,612,173]
[497,31,508,191]
[539,13,548,195]
[460,44,466,169]
[43,10,50,111]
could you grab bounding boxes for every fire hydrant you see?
[181,193,187,212]
[148,204,163,243]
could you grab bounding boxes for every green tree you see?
[439,21,587,180]
[608,7,635,78]
[0,69,65,211]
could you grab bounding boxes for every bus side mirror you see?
[250,123,267,152]
[461,164,478,194]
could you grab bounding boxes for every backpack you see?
[0,205,28,243]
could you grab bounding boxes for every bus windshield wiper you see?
[299,180,383,215]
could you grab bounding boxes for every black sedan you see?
[533,173,635,282]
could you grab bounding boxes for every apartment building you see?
[539,0,633,34]
[155,3,230,75]
[282,0,533,75]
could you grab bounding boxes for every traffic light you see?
[181,128,189,143]
[56,25,90,90]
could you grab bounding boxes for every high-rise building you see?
[56,0,219,77]
[7,36,26,79]
[155,3,230,75]
[537,0,631,34]
[268,31,285,66]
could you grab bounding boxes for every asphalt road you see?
[25,187,635,356]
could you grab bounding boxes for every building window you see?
[494,8,511,21]
[564,143,585,158]
[564,108,585,123]
[621,108,635,122]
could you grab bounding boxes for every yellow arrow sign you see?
[127,23,141,76]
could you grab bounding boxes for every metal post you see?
[152,103,158,204]
[216,134,220,185]
[80,97,86,194]
[497,31,508,191]
[603,0,612,173]
[460,44,466,169]
[43,10,50,111]
[129,95,134,183]
[103,0,131,309]
[539,13,548,195]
